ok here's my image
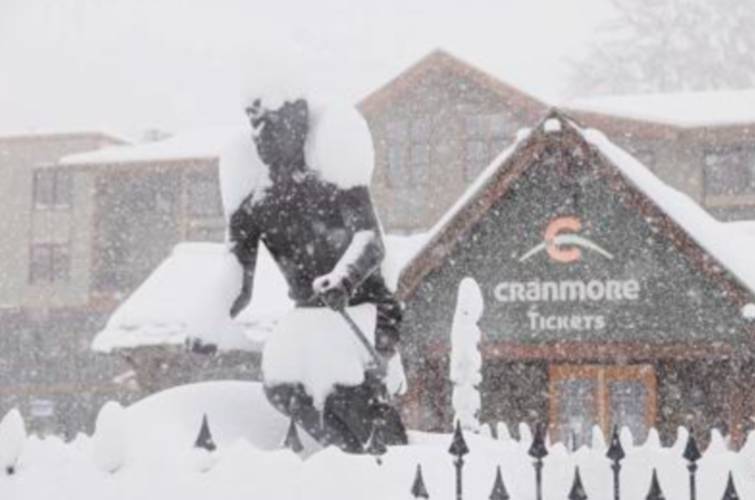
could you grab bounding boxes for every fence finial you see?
[568,467,588,500]
[606,425,625,462]
[721,472,740,500]
[449,420,470,457]
[411,464,430,499]
[645,469,665,500]
[283,418,304,453]
[683,429,702,462]
[528,422,548,459]
[489,465,510,500]
[194,414,216,452]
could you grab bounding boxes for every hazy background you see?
[0,0,613,136]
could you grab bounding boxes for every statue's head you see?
[246,98,309,180]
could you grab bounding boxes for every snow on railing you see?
[0,406,752,500]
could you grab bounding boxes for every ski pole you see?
[336,308,386,376]
[318,293,386,376]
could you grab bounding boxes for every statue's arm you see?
[229,204,261,318]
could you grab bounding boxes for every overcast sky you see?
[0,0,613,137]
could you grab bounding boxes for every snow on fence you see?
[0,405,753,500]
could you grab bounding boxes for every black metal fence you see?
[193,414,742,500]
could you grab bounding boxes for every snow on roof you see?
[92,242,293,353]
[60,126,245,165]
[579,124,755,294]
[93,233,425,352]
[567,90,755,128]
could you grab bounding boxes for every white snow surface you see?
[92,402,126,473]
[743,303,755,320]
[5,381,755,500]
[60,126,245,166]
[0,408,26,470]
[262,305,376,409]
[92,242,293,353]
[567,89,755,128]
[304,102,374,188]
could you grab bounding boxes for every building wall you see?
[0,134,119,309]
[362,63,546,233]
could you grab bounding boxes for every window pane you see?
[29,245,52,283]
[411,118,431,140]
[54,171,72,208]
[52,245,70,282]
[33,171,55,208]
[610,380,648,444]
[411,143,430,165]
[386,120,408,141]
[188,172,222,216]
[556,379,596,449]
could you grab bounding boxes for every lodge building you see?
[396,111,755,447]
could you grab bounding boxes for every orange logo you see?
[519,216,613,264]
[544,216,582,263]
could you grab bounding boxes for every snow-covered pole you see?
[606,425,625,500]
[0,408,26,475]
[449,277,483,433]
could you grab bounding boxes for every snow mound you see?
[743,303,755,320]
[0,408,26,471]
[93,242,293,353]
[125,381,319,456]
[306,102,374,188]
[92,401,127,473]
[262,305,377,409]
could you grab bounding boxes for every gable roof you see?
[398,110,755,312]
[358,49,547,117]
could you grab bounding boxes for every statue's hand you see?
[312,273,351,311]
[230,287,252,318]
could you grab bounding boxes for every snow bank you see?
[568,89,755,128]
[92,242,293,353]
[262,305,377,408]
[5,383,755,500]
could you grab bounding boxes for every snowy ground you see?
[2,381,754,500]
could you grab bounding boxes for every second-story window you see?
[33,169,72,210]
[464,113,510,180]
[29,243,70,284]
[704,148,755,196]
[188,171,223,217]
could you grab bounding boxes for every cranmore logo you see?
[518,216,614,263]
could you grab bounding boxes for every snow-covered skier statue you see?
[228,96,408,452]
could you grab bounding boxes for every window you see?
[550,365,656,446]
[188,171,222,216]
[33,169,71,209]
[464,113,510,180]
[464,140,488,180]
[704,147,755,196]
[29,243,70,284]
